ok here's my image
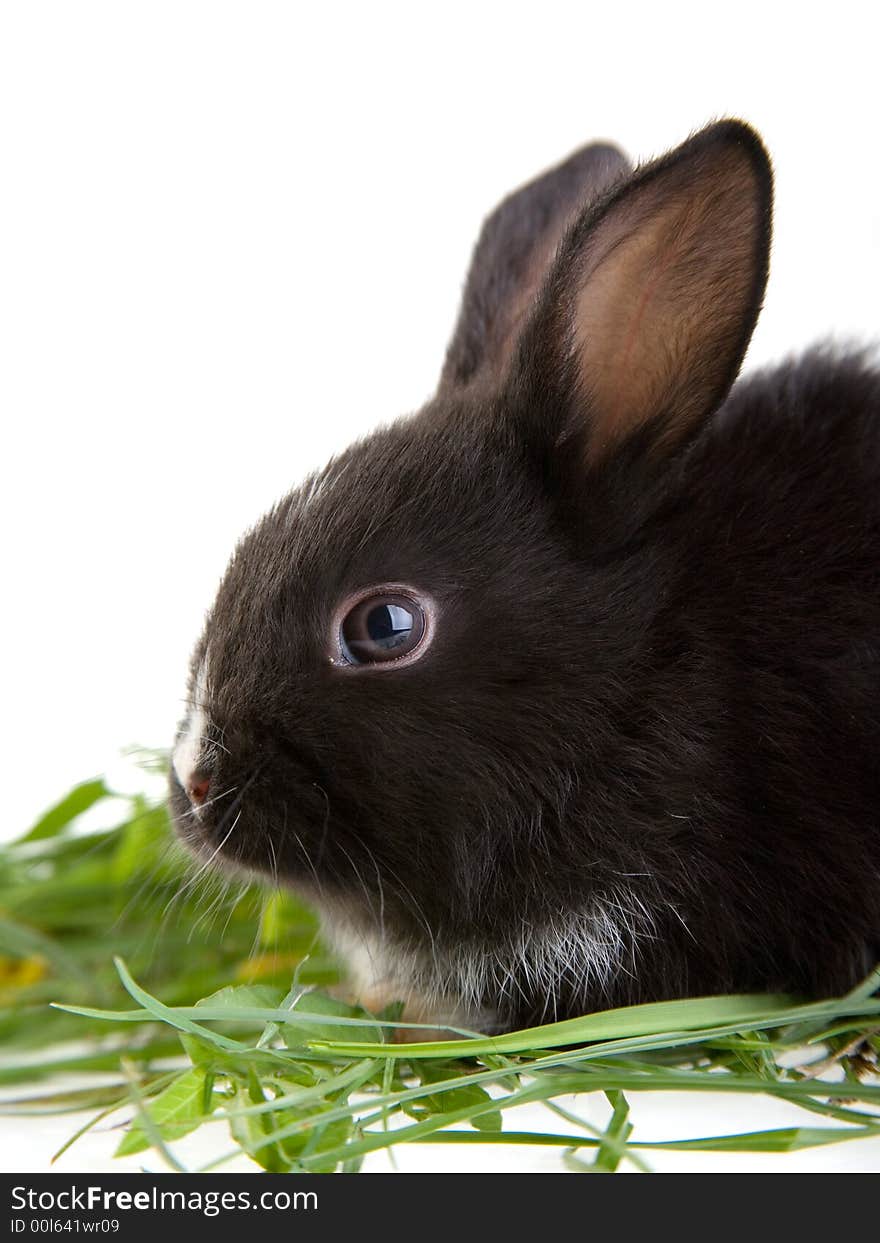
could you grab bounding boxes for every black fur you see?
[170,121,880,1031]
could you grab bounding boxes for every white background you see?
[1,0,879,1173]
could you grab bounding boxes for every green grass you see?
[1,763,878,1173]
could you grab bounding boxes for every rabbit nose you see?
[187,772,212,807]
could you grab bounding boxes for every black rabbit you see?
[170,121,880,1032]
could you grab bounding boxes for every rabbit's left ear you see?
[440,141,631,392]
[512,121,772,466]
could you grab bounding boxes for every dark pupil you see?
[341,595,424,664]
[367,604,412,648]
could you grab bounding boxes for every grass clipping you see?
[1,772,879,1173]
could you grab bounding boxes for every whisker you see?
[381,859,440,976]
[265,830,280,892]
[176,784,238,821]
[358,840,387,942]
[112,857,173,932]
[197,734,231,756]
[290,826,325,901]
[175,810,242,901]
[189,872,235,941]
[161,767,263,920]
[218,878,250,943]
[336,840,380,933]
[312,783,331,870]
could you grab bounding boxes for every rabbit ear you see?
[514,121,772,467]
[439,142,631,392]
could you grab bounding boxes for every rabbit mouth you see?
[167,763,255,873]
[168,751,357,900]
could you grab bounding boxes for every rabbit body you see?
[171,122,880,1031]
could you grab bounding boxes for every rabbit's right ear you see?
[510,121,773,471]
[439,142,631,392]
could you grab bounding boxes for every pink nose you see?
[187,773,211,806]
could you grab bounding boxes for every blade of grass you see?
[118,1058,188,1173]
[110,958,249,1053]
[21,780,113,842]
[307,995,880,1058]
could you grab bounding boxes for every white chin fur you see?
[320,885,658,1032]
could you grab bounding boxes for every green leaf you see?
[178,1033,220,1068]
[110,805,175,885]
[22,780,113,841]
[224,1070,350,1173]
[228,1083,291,1172]
[405,1062,502,1132]
[299,1115,355,1173]
[115,1068,218,1157]
[195,984,286,1013]
[282,990,383,1047]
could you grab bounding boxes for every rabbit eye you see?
[338,590,429,667]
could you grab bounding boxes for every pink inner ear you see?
[566,139,768,466]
